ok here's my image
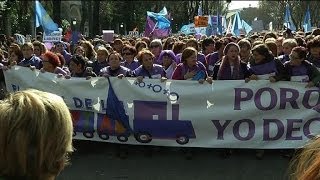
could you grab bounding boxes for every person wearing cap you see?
[18,42,42,69]
[212,42,250,80]
[41,51,68,76]
[284,46,320,88]
[246,44,288,83]
[55,41,72,66]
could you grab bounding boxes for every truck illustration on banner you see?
[71,78,196,145]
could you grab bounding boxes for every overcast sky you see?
[228,1,259,10]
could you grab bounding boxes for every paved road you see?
[58,140,291,180]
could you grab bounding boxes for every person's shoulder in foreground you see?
[0,89,73,180]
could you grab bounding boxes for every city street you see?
[58,140,291,180]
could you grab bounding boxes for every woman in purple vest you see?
[212,42,250,80]
[284,46,320,87]
[246,44,288,83]
[133,49,166,82]
[172,47,212,84]
[100,52,132,78]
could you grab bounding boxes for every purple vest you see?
[249,60,278,75]
[133,64,165,79]
[290,64,309,82]
[206,52,220,75]
[291,64,308,76]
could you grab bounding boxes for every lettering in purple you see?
[172,104,179,120]
[280,88,299,109]
[286,119,303,140]
[100,100,107,111]
[254,88,277,110]
[303,118,320,138]
[303,90,320,110]
[234,88,320,111]
[73,97,83,108]
[85,98,93,110]
[211,120,231,140]
[73,97,94,110]
[233,119,255,141]
[234,88,253,110]
[263,119,284,141]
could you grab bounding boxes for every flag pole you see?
[34,0,37,39]
[150,21,158,36]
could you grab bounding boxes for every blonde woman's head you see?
[0,89,73,180]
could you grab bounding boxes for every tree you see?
[52,0,61,27]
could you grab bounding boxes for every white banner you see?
[128,31,139,37]
[4,66,320,149]
[43,29,62,42]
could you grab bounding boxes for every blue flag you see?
[283,3,296,31]
[217,15,223,35]
[106,77,132,134]
[35,0,58,34]
[241,20,252,34]
[303,5,311,33]
[144,16,170,38]
[231,12,243,36]
[147,7,171,29]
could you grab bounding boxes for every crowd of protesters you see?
[1,28,320,87]
[1,27,320,168]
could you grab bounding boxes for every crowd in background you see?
[1,28,320,179]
